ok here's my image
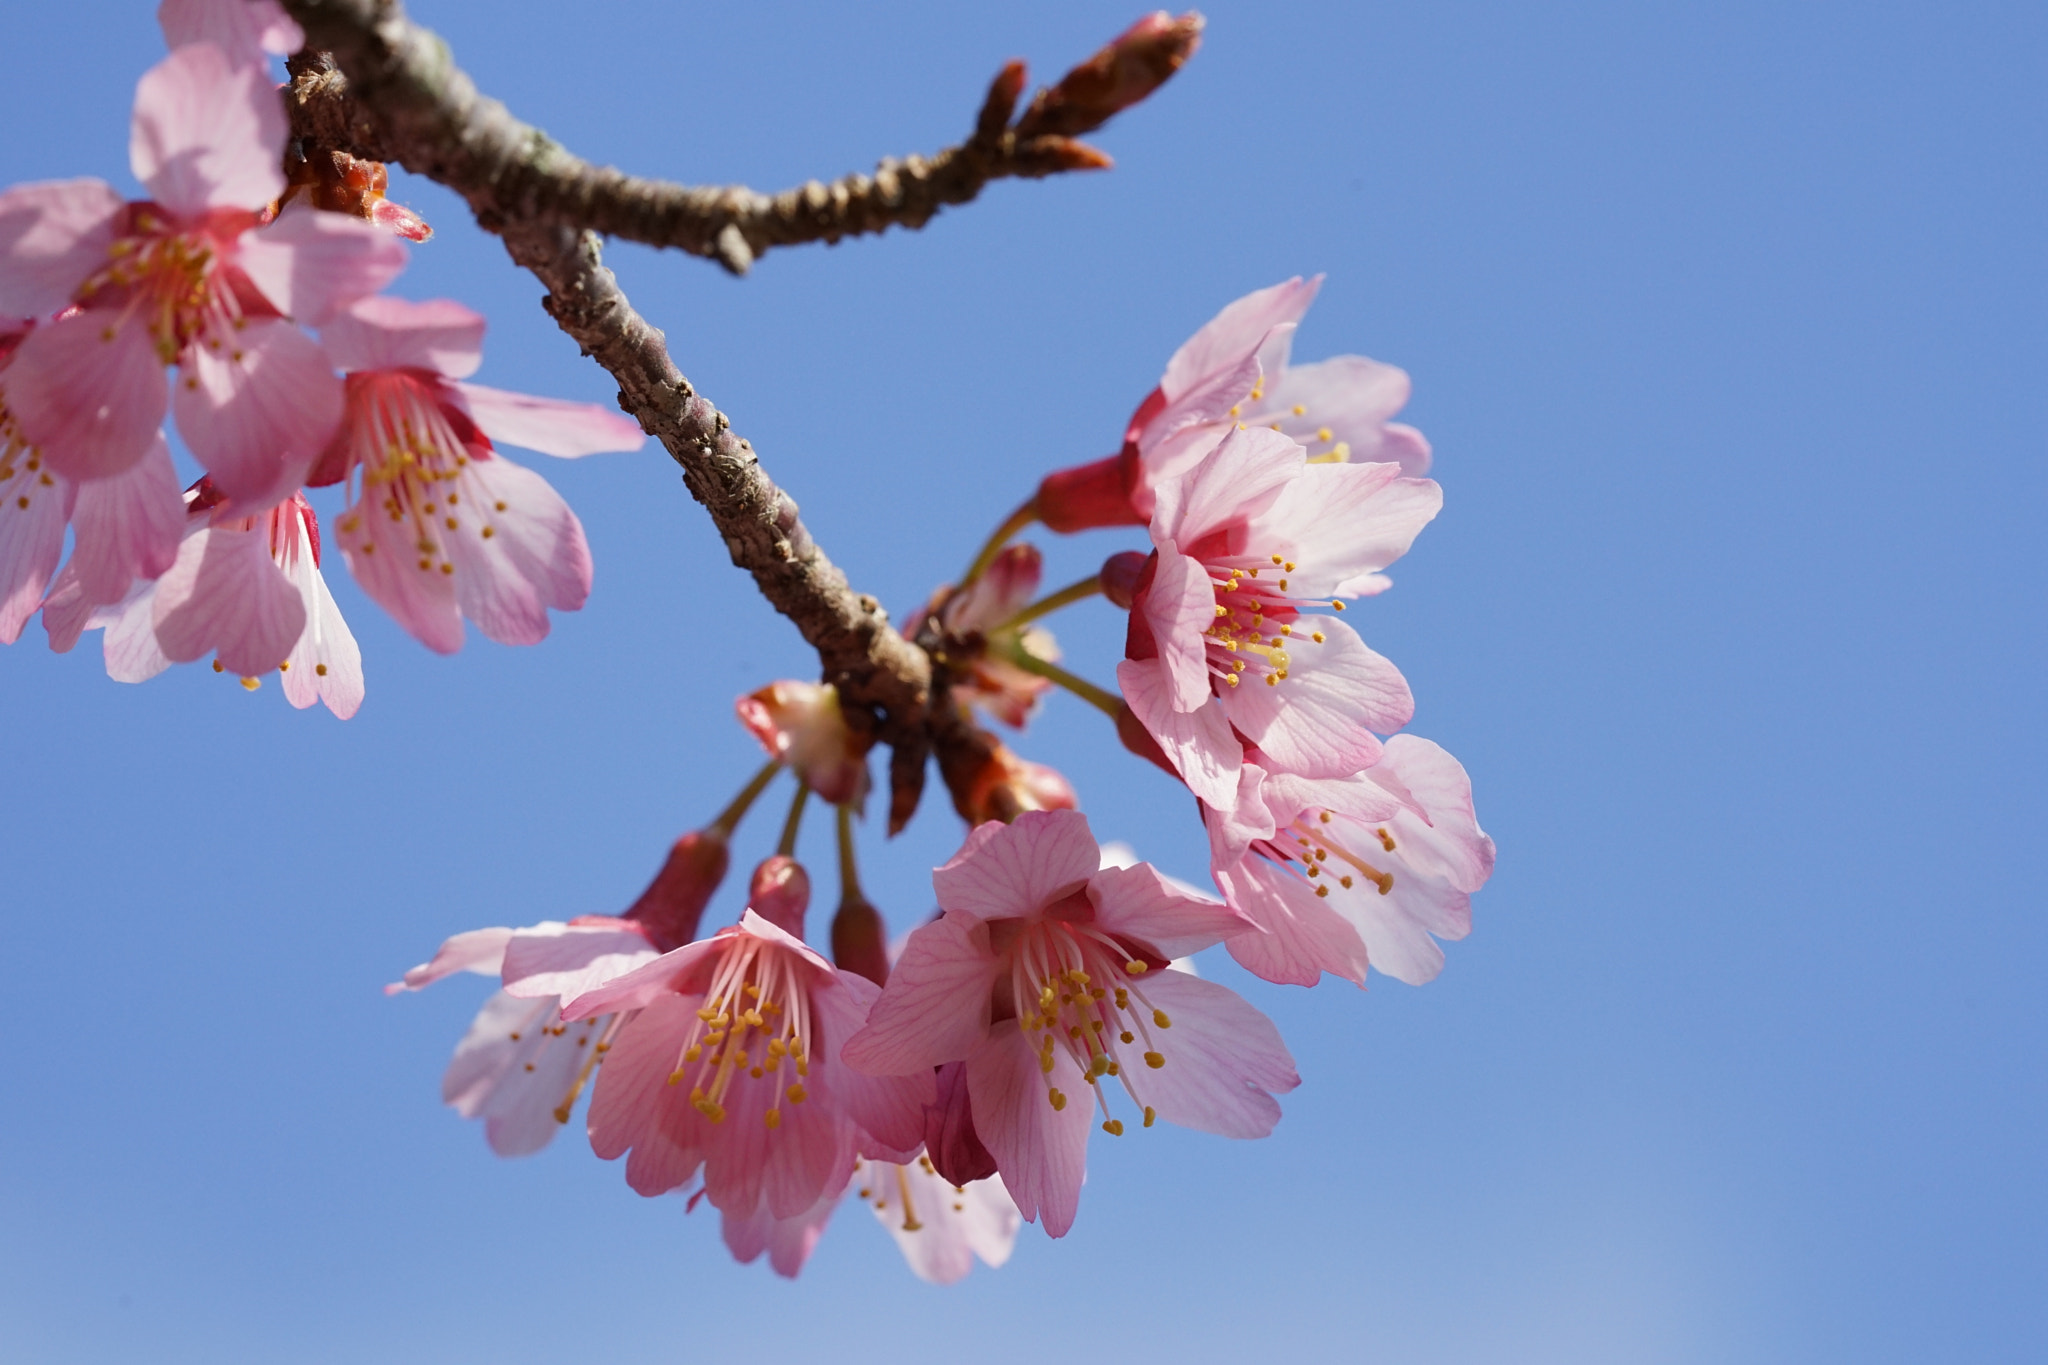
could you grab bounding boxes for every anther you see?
[1143,1106,1157,1128]
[1102,1119,1125,1136]
[1144,1052,1165,1069]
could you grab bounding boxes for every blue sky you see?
[3,2,2042,1361]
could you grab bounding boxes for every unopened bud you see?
[975,59,1029,143]
[748,855,812,936]
[1015,11,1205,139]
[624,828,730,951]
[1099,551,1150,609]
[831,894,889,987]
[282,147,433,240]
[1007,136,1114,178]
[962,739,1078,825]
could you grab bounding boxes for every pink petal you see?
[1115,658,1241,809]
[1256,353,1412,428]
[6,313,169,481]
[237,207,409,326]
[500,919,661,1002]
[840,911,995,1076]
[1160,277,1320,404]
[813,971,939,1158]
[584,995,707,1195]
[66,433,185,607]
[130,43,286,217]
[337,487,464,653]
[1369,735,1496,892]
[441,991,607,1157]
[278,538,364,719]
[1259,463,1441,599]
[0,458,73,644]
[173,317,343,509]
[448,455,591,646]
[556,936,727,1021]
[388,925,514,994]
[723,1188,842,1279]
[931,808,1102,923]
[857,1157,1020,1284]
[1219,616,1407,778]
[318,295,484,377]
[1215,856,1371,987]
[1137,546,1217,713]
[1085,861,1250,960]
[0,179,125,316]
[61,575,174,681]
[451,381,646,458]
[966,1024,1093,1238]
[150,523,307,676]
[1124,968,1297,1138]
[158,0,304,64]
[1153,423,1301,547]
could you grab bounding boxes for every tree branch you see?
[281,5,1197,275]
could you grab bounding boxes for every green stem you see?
[992,573,1103,635]
[999,640,1122,719]
[775,782,811,857]
[835,802,863,902]
[711,759,782,835]
[960,498,1039,589]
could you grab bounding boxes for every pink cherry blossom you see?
[736,680,872,806]
[1115,422,1439,808]
[0,46,405,507]
[1210,735,1495,988]
[388,921,661,1156]
[852,1152,1022,1284]
[909,543,1059,728]
[1034,276,1432,532]
[309,294,643,653]
[841,809,1296,1238]
[42,480,363,717]
[566,910,933,1221]
[0,319,184,644]
[158,0,304,67]
[716,1185,844,1278]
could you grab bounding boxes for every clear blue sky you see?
[3,2,2042,1361]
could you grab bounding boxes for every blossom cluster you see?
[395,279,1493,1281]
[0,9,643,715]
[12,0,1494,1289]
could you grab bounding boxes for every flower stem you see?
[776,781,811,857]
[998,640,1123,719]
[835,802,863,902]
[993,573,1104,634]
[960,498,1039,589]
[711,759,783,836]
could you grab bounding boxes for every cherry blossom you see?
[910,543,1060,728]
[852,1152,1022,1284]
[1115,422,1439,807]
[1209,736,1496,987]
[308,294,642,652]
[1034,275,1431,532]
[735,680,872,806]
[0,44,405,508]
[842,809,1296,1237]
[42,482,363,716]
[566,909,933,1220]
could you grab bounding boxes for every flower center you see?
[334,373,505,579]
[1007,920,1177,1137]
[1262,809,1398,901]
[79,212,259,365]
[1201,553,1334,692]
[665,937,814,1130]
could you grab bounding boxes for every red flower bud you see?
[1014,11,1205,139]
[1099,550,1150,609]
[623,828,731,952]
[830,894,889,987]
[748,855,812,937]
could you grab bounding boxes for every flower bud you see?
[737,681,872,807]
[623,828,731,951]
[748,855,812,937]
[961,740,1078,825]
[830,893,889,988]
[923,1060,998,1186]
[1014,11,1205,139]
[1099,550,1150,609]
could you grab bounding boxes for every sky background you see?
[3,1,2043,1361]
